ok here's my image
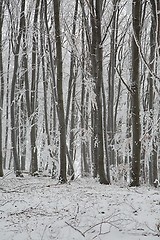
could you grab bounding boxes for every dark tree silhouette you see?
[130,0,141,186]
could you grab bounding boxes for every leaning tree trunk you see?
[130,0,141,186]
[53,0,67,183]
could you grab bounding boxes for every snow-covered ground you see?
[0,173,160,240]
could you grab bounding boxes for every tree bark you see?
[0,0,4,177]
[95,0,109,184]
[90,0,98,178]
[148,0,159,183]
[53,0,67,183]
[130,0,141,186]
[30,0,41,174]
[107,0,119,166]
[81,12,90,176]
[10,0,26,176]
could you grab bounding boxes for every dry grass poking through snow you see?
[0,174,160,240]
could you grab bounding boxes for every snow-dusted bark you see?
[0,0,4,177]
[130,0,141,186]
[53,0,67,183]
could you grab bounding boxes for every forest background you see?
[0,0,159,186]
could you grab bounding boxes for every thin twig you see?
[115,67,133,94]
[65,221,85,237]
[41,225,48,240]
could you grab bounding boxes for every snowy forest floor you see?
[0,173,160,240]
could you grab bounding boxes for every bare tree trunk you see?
[130,0,141,186]
[81,15,85,176]
[0,98,3,177]
[22,15,31,120]
[40,3,55,161]
[81,13,90,176]
[65,0,79,178]
[66,0,78,132]
[53,0,67,183]
[107,0,119,166]
[0,0,4,177]
[3,34,11,169]
[89,0,98,178]
[68,76,77,178]
[19,77,26,171]
[43,0,62,168]
[148,0,160,183]
[30,0,41,174]
[10,0,26,176]
[102,81,110,183]
[95,0,109,184]
[21,3,31,172]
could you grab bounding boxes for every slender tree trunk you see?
[81,15,85,176]
[148,0,160,183]
[102,81,110,183]
[0,0,4,177]
[10,51,21,174]
[66,0,78,131]
[43,0,59,165]
[3,35,11,169]
[19,79,26,171]
[30,0,41,174]
[53,0,67,183]
[40,3,54,160]
[68,76,76,178]
[95,0,109,184]
[126,93,132,182]
[22,21,31,119]
[65,0,79,178]
[130,0,141,186]
[90,0,98,178]
[0,98,3,177]
[10,0,26,176]
[81,13,89,176]
[107,0,119,166]
[21,4,30,171]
